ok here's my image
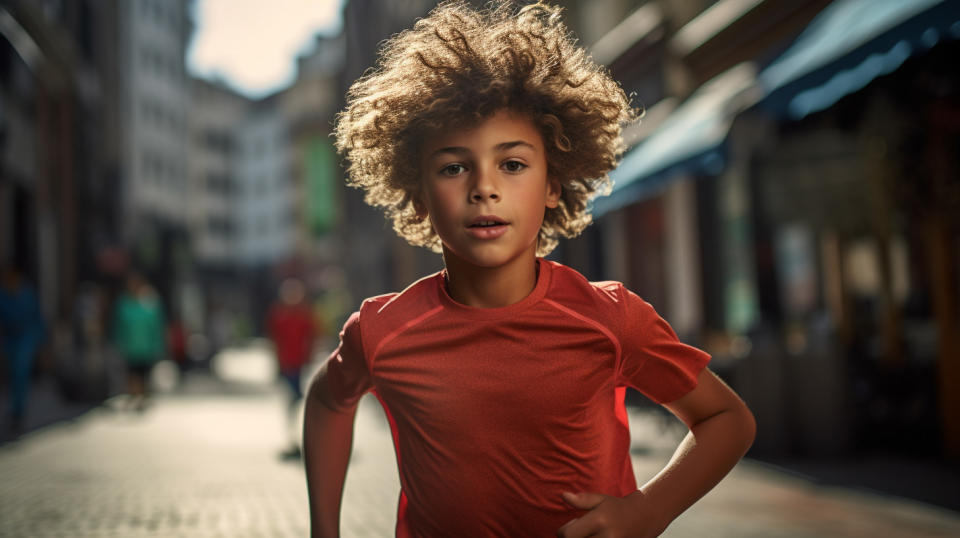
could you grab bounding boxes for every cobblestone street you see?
[2,360,960,537]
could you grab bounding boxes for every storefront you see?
[591,0,960,457]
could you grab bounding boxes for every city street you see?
[2,348,960,537]
[4,1,960,535]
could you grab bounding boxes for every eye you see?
[440,163,467,176]
[503,160,527,173]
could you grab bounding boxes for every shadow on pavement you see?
[0,377,101,446]
[751,454,960,513]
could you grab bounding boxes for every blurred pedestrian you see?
[112,273,165,412]
[0,265,45,435]
[267,278,317,460]
[166,314,188,373]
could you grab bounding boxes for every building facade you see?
[562,0,960,461]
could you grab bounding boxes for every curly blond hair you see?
[334,0,636,256]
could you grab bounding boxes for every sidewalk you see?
[0,370,312,538]
[1,367,960,537]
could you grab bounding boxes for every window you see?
[206,172,231,195]
[204,130,232,154]
[206,215,234,237]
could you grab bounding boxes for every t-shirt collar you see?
[434,258,552,320]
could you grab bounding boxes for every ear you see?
[545,177,561,209]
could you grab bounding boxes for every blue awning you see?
[594,63,759,216]
[594,0,960,216]
[758,0,960,120]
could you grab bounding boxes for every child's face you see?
[418,109,561,270]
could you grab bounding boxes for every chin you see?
[444,244,536,270]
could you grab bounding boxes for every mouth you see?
[466,215,509,239]
[468,216,509,228]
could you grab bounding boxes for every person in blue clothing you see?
[0,265,46,435]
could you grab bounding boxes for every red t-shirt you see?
[323,260,710,537]
[268,304,315,372]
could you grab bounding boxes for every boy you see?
[305,1,756,536]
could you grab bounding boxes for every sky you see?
[187,0,344,98]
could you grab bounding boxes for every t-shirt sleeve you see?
[616,287,711,404]
[320,310,373,411]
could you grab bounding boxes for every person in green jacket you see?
[112,273,165,411]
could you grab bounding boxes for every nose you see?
[469,167,500,203]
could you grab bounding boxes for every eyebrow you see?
[427,140,536,159]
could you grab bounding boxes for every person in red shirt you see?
[305,2,756,536]
[268,277,316,460]
[166,314,188,372]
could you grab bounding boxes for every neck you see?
[442,250,539,309]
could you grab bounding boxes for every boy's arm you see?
[558,368,756,538]
[303,363,358,538]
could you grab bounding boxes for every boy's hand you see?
[557,491,666,538]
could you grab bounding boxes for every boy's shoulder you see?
[359,272,441,313]
[544,260,628,310]
[352,271,444,339]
